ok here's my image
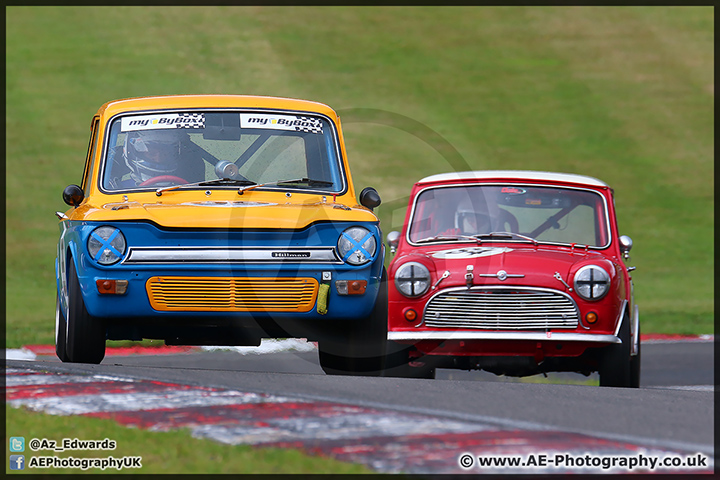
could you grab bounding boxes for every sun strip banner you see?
[239,114,323,134]
[121,113,205,132]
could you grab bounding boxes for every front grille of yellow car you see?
[424,287,579,329]
[146,276,319,312]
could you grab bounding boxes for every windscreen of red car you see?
[408,185,610,248]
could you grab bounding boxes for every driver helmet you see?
[454,197,492,235]
[124,129,185,184]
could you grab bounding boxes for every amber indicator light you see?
[404,308,418,322]
[96,279,128,295]
[348,280,367,295]
[335,280,367,295]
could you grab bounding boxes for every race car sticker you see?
[500,187,526,195]
[240,114,323,134]
[121,113,205,132]
[431,247,513,259]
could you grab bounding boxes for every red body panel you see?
[387,172,634,372]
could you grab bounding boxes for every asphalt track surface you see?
[8,341,713,452]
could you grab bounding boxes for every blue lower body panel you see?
[57,220,385,343]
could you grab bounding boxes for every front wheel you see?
[382,342,436,379]
[55,295,70,362]
[318,269,388,376]
[629,322,641,388]
[599,312,636,388]
[65,259,106,364]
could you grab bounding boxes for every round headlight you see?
[573,265,610,301]
[88,226,126,265]
[394,262,431,298]
[338,227,377,265]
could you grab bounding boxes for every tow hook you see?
[317,271,331,315]
[465,265,474,288]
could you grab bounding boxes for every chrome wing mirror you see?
[619,235,633,260]
[386,231,400,255]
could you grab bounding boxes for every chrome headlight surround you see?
[573,265,610,301]
[87,226,127,265]
[394,262,431,298]
[337,226,377,265]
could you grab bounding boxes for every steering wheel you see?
[139,175,190,187]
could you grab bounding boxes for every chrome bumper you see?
[387,331,621,343]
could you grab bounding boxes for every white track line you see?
[9,388,303,416]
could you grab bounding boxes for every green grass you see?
[5,405,371,474]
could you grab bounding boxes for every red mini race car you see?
[384,170,639,387]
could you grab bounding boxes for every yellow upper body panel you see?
[67,190,378,229]
[96,95,340,120]
[70,95,374,229]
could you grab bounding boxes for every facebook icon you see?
[9,455,25,470]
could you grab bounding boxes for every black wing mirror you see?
[63,185,84,207]
[359,187,381,211]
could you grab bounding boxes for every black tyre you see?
[382,341,436,379]
[65,259,106,364]
[630,321,641,388]
[55,294,70,362]
[599,311,635,388]
[318,269,388,376]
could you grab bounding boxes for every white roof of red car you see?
[418,170,608,188]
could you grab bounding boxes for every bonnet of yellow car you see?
[68,190,378,229]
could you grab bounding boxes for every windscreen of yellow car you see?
[100,111,344,193]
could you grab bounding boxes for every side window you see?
[81,117,101,195]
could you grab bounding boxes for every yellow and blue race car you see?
[55,95,386,375]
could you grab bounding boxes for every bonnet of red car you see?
[407,245,609,288]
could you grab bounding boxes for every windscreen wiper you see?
[199,179,256,187]
[276,178,334,187]
[155,178,255,196]
[237,177,333,195]
[475,232,539,245]
[415,234,482,244]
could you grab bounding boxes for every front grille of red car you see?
[423,287,579,329]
